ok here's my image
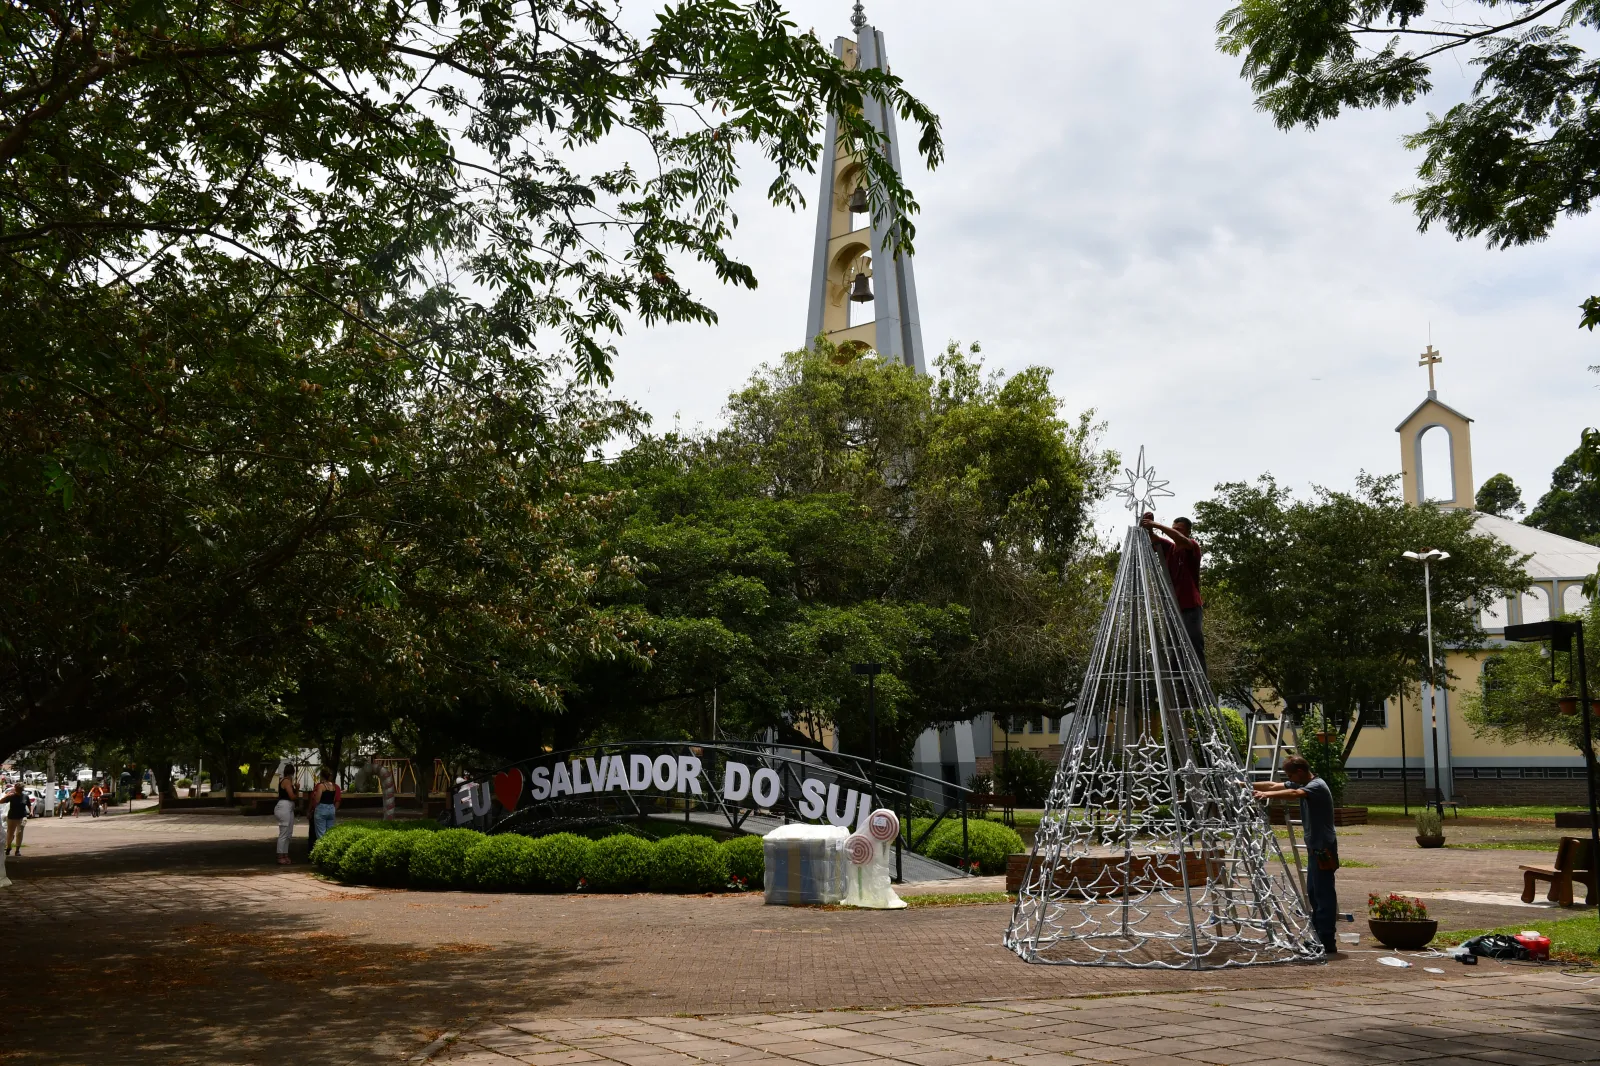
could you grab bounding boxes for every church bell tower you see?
[803,4,926,374]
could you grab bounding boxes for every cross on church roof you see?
[1418,344,1442,393]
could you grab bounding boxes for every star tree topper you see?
[1114,446,1173,517]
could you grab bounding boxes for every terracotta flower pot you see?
[1367,917,1438,951]
[1560,697,1579,716]
[1416,835,1445,848]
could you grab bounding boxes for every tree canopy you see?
[1476,472,1525,517]
[1196,473,1529,744]
[1464,599,1600,755]
[0,1,943,763]
[1217,1,1600,329]
[568,343,1117,763]
[1527,431,1600,543]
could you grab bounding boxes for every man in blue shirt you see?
[1253,754,1338,954]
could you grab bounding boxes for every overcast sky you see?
[604,1,1600,541]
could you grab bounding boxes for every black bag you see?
[1460,934,1528,960]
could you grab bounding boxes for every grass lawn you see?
[1437,912,1600,961]
[1446,839,1566,851]
[1364,804,1569,822]
[979,810,1044,829]
[900,892,1013,908]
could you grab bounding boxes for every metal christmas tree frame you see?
[1004,452,1321,969]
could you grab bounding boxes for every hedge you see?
[371,831,426,887]
[649,834,727,893]
[722,833,764,889]
[314,826,771,894]
[530,832,592,891]
[465,833,540,891]
[922,819,1023,875]
[408,828,482,889]
[338,833,384,883]
[584,833,655,892]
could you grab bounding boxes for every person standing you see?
[1253,755,1339,954]
[274,766,298,865]
[4,781,27,856]
[1142,512,1206,670]
[308,769,340,847]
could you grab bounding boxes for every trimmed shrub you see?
[370,831,426,887]
[528,832,592,891]
[923,819,1023,875]
[408,828,484,889]
[338,833,384,883]
[311,823,373,871]
[721,834,764,889]
[584,833,655,892]
[466,833,540,892]
[649,833,728,893]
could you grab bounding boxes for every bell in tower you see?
[803,4,926,374]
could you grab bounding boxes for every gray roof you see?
[1473,512,1600,582]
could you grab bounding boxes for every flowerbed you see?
[309,822,762,893]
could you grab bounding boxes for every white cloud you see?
[605,1,1600,534]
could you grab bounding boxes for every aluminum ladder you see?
[1244,710,1308,898]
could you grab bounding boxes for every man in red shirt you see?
[1142,512,1205,670]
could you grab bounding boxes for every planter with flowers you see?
[1367,893,1437,950]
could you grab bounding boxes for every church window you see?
[1521,585,1550,625]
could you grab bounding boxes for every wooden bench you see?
[1520,836,1597,907]
[1422,788,1461,818]
[970,793,1017,827]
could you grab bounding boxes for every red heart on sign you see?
[492,768,523,813]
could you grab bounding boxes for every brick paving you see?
[439,975,1600,1066]
[0,812,1594,1065]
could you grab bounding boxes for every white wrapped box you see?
[763,823,848,905]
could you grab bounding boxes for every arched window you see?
[1564,584,1590,617]
[1480,596,1508,630]
[1418,425,1455,503]
[1482,656,1506,697]
[1521,585,1550,625]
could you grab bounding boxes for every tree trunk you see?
[151,760,178,801]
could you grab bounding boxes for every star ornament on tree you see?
[1114,446,1174,517]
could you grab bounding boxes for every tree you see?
[1527,433,1600,543]
[1196,473,1529,762]
[570,343,1117,760]
[0,1,942,759]
[1476,473,1525,517]
[1216,1,1600,329]
[1463,598,1600,760]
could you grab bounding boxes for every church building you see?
[1342,350,1600,805]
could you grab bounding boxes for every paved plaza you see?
[0,811,1595,1064]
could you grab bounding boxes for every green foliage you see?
[1463,599,1600,758]
[1198,473,1528,747]
[465,834,541,892]
[1527,435,1600,544]
[1415,810,1444,839]
[649,834,730,893]
[923,819,1025,875]
[527,833,593,892]
[721,835,765,889]
[0,0,942,764]
[370,832,426,888]
[583,834,657,892]
[574,342,1116,753]
[1216,707,1249,761]
[1476,474,1525,518]
[1217,3,1600,329]
[995,749,1055,807]
[310,823,373,871]
[407,829,484,890]
[338,834,384,884]
[1299,709,1350,807]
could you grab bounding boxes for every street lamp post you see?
[1403,549,1451,817]
[850,663,883,791]
[1506,618,1600,917]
